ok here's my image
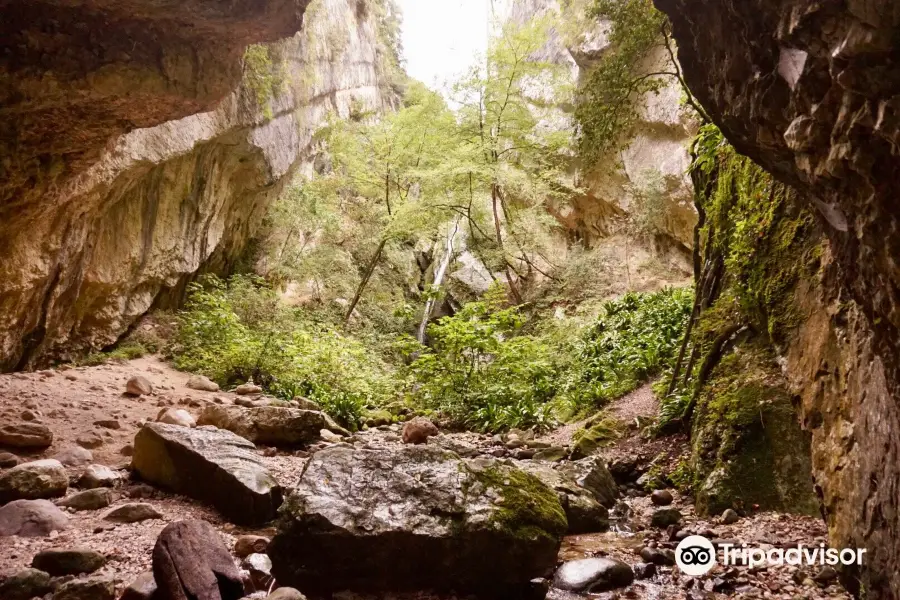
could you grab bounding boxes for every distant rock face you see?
[269,446,567,595]
[0,0,389,369]
[655,0,900,595]
[132,423,282,525]
[197,405,326,447]
[506,0,698,254]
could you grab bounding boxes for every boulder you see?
[319,429,343,443]
[517,462,609,534]
[197,405,328,447]
[553,557,635,592]
[126,376,154,396]
[269,446,567,595]
[51,576,115,600]
[52,446,93,467]
[77,464,121,489]
[557,456,619,508]
[0,499,69,536]
[0,459,68,503]
[120,571,157,600]
[0,568,54,600]
[187,375,220,392]
[56,488,113,511]
[266,589,307,600]
[401,417,438,444]
[292,397,321,411]
[243,553,274,590]
[157,408,197,428]
[76,432,104,449]
[650,508,682,528]
[533,447,568,462]
[0,422,53,448]
[153,520,245,600]
[651,489,674,506]
[32,548,106,575]
[235,383,263,396]
[103,503,162,523]
[132,423,282,525]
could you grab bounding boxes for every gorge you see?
[0,0,896,599]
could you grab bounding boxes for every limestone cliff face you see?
[507,0,698,251]
[655,0,900,595]
[0,0,389,369]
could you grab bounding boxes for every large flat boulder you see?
[197,405,327,447]
[268,446,567,595]
[0,422,53,449]
[132,423,282,525]
[0,499,69,537]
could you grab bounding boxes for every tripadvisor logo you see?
[675,535,867,576]
[676,535,717,576]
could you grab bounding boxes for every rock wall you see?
[655,0,900,595]
[0,0,390,369]
[506,0,698,252]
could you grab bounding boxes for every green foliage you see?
[171,275,394,429]
[405,285,556,432]
[79,341,149,366]
[561,287,693,408]
[695,124,817,341]
[575,0,668,163]
[243,44,288,120]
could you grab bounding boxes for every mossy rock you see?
[690,341,819,516]
[571,418,623,459]
[363,409,394,427]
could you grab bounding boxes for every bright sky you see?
[397,0,507,92]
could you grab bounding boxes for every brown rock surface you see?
[655,0,900,594]
[152,520,244,600]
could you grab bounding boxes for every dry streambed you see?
[0,358,850,599]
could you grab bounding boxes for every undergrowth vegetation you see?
[171,275,394,430]
[163,276,691,433]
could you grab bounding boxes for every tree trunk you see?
[344,239,387,324]
[491,183,522,304]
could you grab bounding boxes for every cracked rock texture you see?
[0,0,386,369]
[655,0,900,595]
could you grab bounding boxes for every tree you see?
[451,16,575,303]
[575,0,708,165]
[323,83,459,322]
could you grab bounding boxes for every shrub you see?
[405,285,556,432]
[171,275,393,430]
[560,287,693,408]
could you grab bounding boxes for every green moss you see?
[466,464,568,543]
[571,417,625,458]
[690,342,818,516]
[243,44,288,120]
[78,341,148,366]
[697,131,821,345]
